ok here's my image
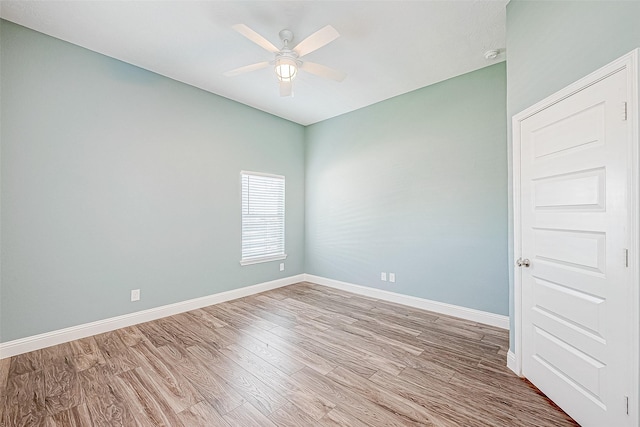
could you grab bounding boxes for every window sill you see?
[240,254,288,266]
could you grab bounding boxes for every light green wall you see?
[507,0,640,118]
[9,2,587,343]
[506,0,640,349]
[305,63,509,315]
[0,20,306,342]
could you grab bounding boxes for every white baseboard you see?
[304,274,509,330]
[507,350,520,375]
[0,274,304,359]
[1,273,510,359]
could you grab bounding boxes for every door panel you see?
[532,277,605,337]
[531,102,604,159]
[533,228,605,271]
[520,68,631,427]
[533,168,605,210]
[532,326,605,400]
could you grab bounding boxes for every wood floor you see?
[0,282,578,427]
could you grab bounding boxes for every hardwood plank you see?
[220,343,335,421]
[48,403,92,427]
[434,313,481,330]
[177,401,231,427]
[223,402,278,427]
[351,316,422,340]
[318,407,373,427]
[415,328,502,360]
[68,337,105,372]
[230,299,302,329]
[286,293,371,321]
[336,321,424,355]
[187,344,287,416]
[312,313,366,330]
[370,299,441,324]
[366,307,442,331]
[475,322,511,338]
[298,284,378,311]
[43,358,83,416]
[113,367,185,427]
[238,325,337,375]
[9,349,43,376]
[0,356,11,420]
[156,315,204,347]
[185,308,228,328]
[156,344,245,415]
[370,369,497,427]
[236,295,334,332]
[222,327,306,375]
[79,364,136,427]
[268,326,379,378]
[481,332,510,349]
[269,401,322,427]
[291,367,426,427]
[136,320,177,348]
[446,367,578,426]
[211,302,280,331]
[308,321,424,372]
[254,294,322,320]
[171,312,233,350]
[39,343,74,368]
[102,345,138,376]
[326,366,448,427]
[292,322,406,376]
[421,318,487,341]
[116,325,148,347]
[93,331,128,359]
[2,370,47,427]
[128,340,203,413]
[261,286,295,301]
[416,341,483,371]
[281,297,358,325]
[90,332,137,378]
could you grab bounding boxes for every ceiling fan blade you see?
[232,24,279,53]
[293,25,340,57]
[301,61,346,82]
[223,61,270,77]
[279,81,293,97]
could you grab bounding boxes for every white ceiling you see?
[0,1,507,125]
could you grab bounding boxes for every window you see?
[240,171,286,265]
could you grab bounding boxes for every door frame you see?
[511,49,639,423]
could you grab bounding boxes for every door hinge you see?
[622,102,628,121]
[626,396,629,415]
[624,249,629,267]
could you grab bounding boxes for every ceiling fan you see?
[224,24,346,97]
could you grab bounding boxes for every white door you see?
[519,67,633,426]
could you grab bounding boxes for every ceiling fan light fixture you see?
[274,56,298,82]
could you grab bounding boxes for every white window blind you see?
[240,171,287,265]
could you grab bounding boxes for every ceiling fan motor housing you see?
[279,29,294,45]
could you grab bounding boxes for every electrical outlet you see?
[131,289,140,302]
[381,272,387,281]
[280,263,285,271]
[389,273,396,283]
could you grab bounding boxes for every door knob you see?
[516,258,531,268]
